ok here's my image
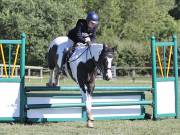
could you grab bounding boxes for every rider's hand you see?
[85,37,91,43]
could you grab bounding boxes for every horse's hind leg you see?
[47,69,54,86]
[54,66,60,86]
[47,67,60,86]
[47,45,58,86]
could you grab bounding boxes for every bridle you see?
[88,45,113,74]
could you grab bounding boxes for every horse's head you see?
[98,44,114,81]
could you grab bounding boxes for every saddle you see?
[63,43,87,63]
[61,43,88,75]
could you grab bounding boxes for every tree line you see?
[0,0,179,70]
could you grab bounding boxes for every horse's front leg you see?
[80,85,94,128]
[86,83,95,120]
[86,91,94,128]
[85,92,94,121]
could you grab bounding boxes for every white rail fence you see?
[0,64,179,81]
[0,64,116,81]
[0,64,43,81]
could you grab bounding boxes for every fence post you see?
[151,35,157,119]
[28,68,31,82]
[40,68,43,82]
[20,33,26,122]
[173,35,179,118]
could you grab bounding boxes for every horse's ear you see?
[112,46,117,53]
[103,43,108,49]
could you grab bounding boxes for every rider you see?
[68,11,99,46]
[61,11,99,73]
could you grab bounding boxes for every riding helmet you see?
[86,11,99,23]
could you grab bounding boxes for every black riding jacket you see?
[67,19,96,44]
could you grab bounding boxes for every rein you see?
[68,46,89,63]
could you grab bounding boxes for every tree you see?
[0,0,85,66]
[121,0,176,40]
[0,0,178,67]
[169,0,180,20]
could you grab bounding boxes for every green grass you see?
[0,119,180,135]
[1,77,180,135]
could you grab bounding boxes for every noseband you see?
[105,67,112,70]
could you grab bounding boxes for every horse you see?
[47,36,114,128]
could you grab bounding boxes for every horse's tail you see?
[48,45,58,70]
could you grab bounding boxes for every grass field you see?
[0,119,180,135]
[0,77,180,135]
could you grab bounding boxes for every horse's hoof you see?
[46,83,57,87]
[52,83,57,86]
[88,114,94,121]
[87,120,94,128]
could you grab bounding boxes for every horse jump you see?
[0,34,178,128]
